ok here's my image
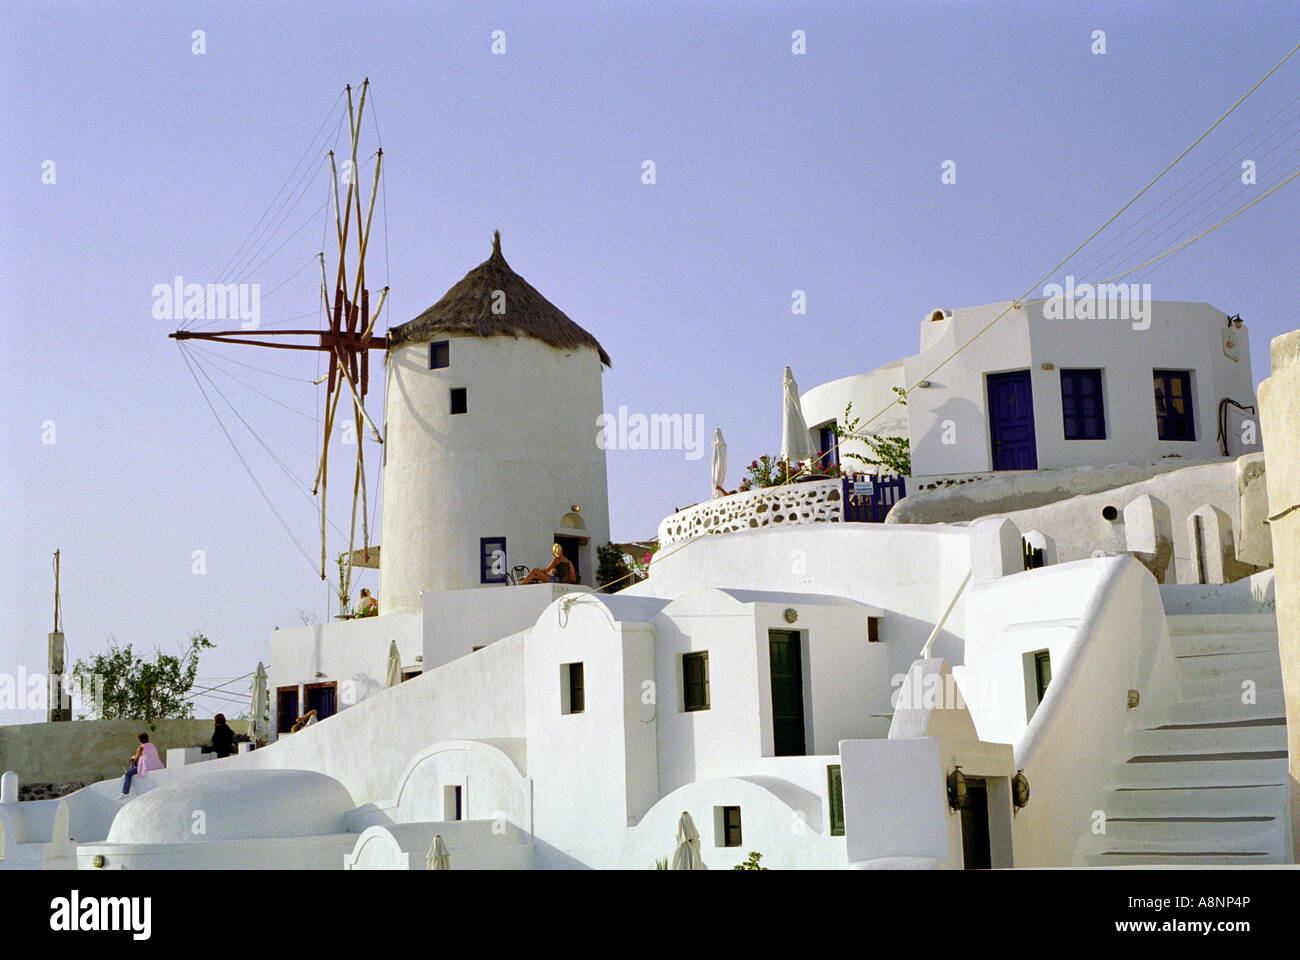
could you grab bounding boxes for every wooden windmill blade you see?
[168,79,387,592]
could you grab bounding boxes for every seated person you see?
[518,544,578,585]
[289,708,319,734]
[121,733,162,797]
[356,588,378,618]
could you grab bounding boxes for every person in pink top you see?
[121,732,162,796]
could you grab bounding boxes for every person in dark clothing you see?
[211,713,236,759]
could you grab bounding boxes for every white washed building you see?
[801,300,1260,478]
[2,258,1289,871]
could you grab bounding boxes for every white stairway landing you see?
[1084,613,1291,866]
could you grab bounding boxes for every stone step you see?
[1080,827,1288,866]
[1170,631,1280,658]
[1131,717,1287,756]
[1165,613,1279,637]
[1105,782,1289,819]
[1098,814,1279,843]
[1114,752,1288,789]
[1165,690,1285,723]
[1084,850,1281,867]
[1166,615,1277,656]
[1177,671,1283,701]
[1180,642,1279,671]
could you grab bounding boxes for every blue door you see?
[987,370,1038,470]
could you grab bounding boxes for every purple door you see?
[987,370,1038,470]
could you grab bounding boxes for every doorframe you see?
[275,685,300,734]
[986,368,1038,471]
[766,628,810,757]
[302,680,339,719]
[553,534,589,586]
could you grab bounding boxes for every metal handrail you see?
[918,569,973,659]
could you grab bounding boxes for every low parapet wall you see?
[889,458,1224,524]
[0,718,249,788]
[657,479,844,546]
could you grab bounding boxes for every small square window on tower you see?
[430,340,450,369]
[450,387,467,415]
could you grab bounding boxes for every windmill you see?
[171,80,388,614]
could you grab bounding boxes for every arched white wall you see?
[390,740,531,833]
[800,363,908,470]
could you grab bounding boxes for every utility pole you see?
[49,549,70,721]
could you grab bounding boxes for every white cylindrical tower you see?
[379,232,612,612]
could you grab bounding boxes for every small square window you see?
[430,341,450,369]
[1060,368,1106,440]
[450,387,467,415]
[562,662,585,715]
[683,652,710,712]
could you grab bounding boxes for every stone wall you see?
[1258,328,1300,859]
[0,717,250,790]
[657,479,843,545]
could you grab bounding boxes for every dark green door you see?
[769,630,806,756]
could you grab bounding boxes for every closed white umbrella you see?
[670,811,704,870]
[426,833,450,870]
[711,428,727,498]
[249,661,268,743]
[385,640,402,688]
[781,366,814,465]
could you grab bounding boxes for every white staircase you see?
[1084,612,1291,866]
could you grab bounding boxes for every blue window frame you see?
[1060,368,1105,440]
[480,537,507,584]
[1153,370,1195,441]
[430,340,450,369]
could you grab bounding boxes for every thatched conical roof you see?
[387,232,610,366]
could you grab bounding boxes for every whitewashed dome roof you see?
[107,769,353,844]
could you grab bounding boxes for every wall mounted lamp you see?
[947,765,968,810]
[1012,769,1031,813]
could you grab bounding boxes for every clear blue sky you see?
[2,1,1297,721]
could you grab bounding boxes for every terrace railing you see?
[657,474,907,546]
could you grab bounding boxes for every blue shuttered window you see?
[1060,368,1105,440]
